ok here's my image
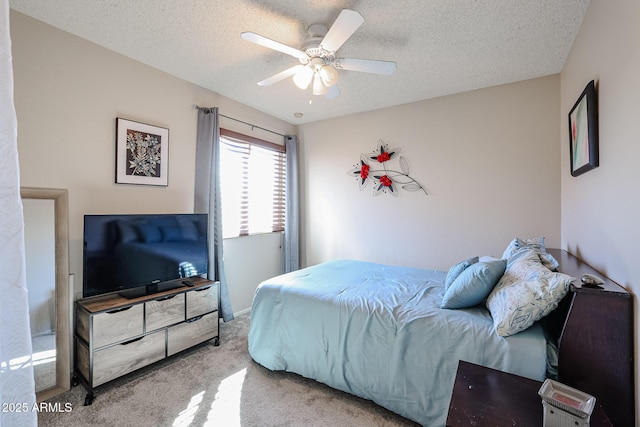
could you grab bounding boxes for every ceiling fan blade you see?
[241,32,308,60]
[325,85,340,99]
[334,58,397,75]
[257,65,305,86]
[320,9,364,53]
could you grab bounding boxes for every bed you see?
[248,244,634,426]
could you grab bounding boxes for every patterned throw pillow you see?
[501,237,560,270]
[444,256,479,290]
[486,249,574,337]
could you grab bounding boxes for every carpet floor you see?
[32,332,56,393]
[37,313,420,427]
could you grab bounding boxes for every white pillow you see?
[486,249,574,337]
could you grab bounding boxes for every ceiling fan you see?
[241,9,397,98]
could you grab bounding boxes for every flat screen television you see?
[83,213,209,299]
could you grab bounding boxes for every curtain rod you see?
[192,104,285,137]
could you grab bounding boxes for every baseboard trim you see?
[232,307,250,318]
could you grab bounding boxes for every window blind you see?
[219,129,286,238]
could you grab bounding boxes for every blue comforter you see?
[248,260,547,426]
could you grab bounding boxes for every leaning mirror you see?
[21,187,70,401]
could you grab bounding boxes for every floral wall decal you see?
[347,139,428,196]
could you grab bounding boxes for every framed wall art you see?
[568,80,598,177]
[115,118,169,186]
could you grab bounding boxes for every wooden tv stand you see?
[74,278,219,405]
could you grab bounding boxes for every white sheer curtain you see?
[0,1,37,426]
[283,135,299,272]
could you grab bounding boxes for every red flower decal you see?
[360,163,370,180]
[377,152,391,163]
[348,139,428,196]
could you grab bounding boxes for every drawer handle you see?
[194,286,211,292]
[106,306,132,314]
[157,295,177,301]
[186,315,204,323]
[120,336,144,345]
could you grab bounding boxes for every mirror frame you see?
[21,187,70,401]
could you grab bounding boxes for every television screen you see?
[83,214,209,298]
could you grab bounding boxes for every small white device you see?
[538,379,596,427]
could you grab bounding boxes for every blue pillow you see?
[444,256,479,290]
[441,259,506,309]
[161,225,184,242]
[177,216,199,241]
[117,220,138,243]
[136,223,162,243]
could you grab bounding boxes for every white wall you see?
[10,11,296,314]
[299,75,561,271]
[224,233,284,315]
[560,1,640,422]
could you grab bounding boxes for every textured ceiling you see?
[9,0,591,124]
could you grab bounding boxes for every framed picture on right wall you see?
[568,80,599,177]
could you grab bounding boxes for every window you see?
[219,129,286,238]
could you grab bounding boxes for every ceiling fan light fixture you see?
[293,65,313,89]
[312,73,328,95]
[319,65,339,87]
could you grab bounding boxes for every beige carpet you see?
[37,313,419,427]
[32,332,56,392]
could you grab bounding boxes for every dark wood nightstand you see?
[446,361,612,426]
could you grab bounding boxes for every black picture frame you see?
[115,118,169,186]
[568,80,598,177]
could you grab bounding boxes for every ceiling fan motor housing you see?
[300,24,335,65]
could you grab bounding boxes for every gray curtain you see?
[194,107,233,321]
[283,135,300,272]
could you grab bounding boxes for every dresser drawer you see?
[93,304,144,348]
[76,340,90,384]
[167,312,218,356]
[146,293,185,331]
[186,284,218,319]
[92,330,165,387]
